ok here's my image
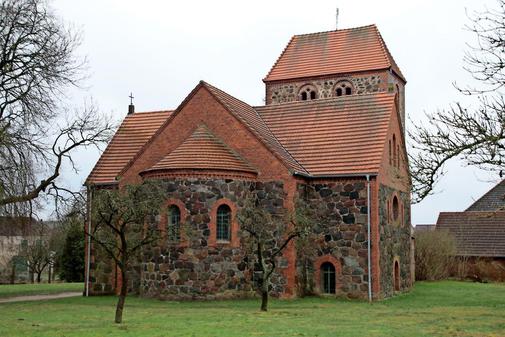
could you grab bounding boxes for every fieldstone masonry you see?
[267,75,383,104]
[296,180,370,299]
[379,184,412,297]
[140,178,288,300]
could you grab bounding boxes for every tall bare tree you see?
[89,181,165,324]
[237,196,315,312]
[0,0,114,214]
[410,0,505,202]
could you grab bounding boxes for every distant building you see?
[436,180,505,281]
[0,216,35,282]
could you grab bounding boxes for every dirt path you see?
[0,292,82,303]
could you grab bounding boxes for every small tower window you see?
[334,81,354,97]
[299,85,318,101]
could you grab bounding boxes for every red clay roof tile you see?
[264,25,405,82]
[143,125,257,175]
[256,92,396,175]
[202,82,307,174]
[86,110,172,184]
[436,211,505,257]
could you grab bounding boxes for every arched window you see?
[392,134,397,168]
[334,81,353,97]
[167,205,181,241]
[392,196,399,222]
[216,204,231,241]
[394,260,400,291]
[299,85,317,101]
[397,144,400,168]
[321,262,336,294]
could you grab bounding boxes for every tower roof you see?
[264,25,405,83]
[466,179,505,212]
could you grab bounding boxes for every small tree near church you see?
[237,196,316,312]
[89,181,165,324]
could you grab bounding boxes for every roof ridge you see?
[466,179,505,211]
[293,24,378,38]
[132,109,173,114]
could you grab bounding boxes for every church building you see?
[85,24,413,300]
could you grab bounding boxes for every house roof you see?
[466,179,505,212]
[436,211,505,257]
[143,125,257,175]
[86,110,172,185]
[264,25,405,82]
[256,92,396,176]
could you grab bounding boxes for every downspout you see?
[366,174,372,302]
[85,186,92,297]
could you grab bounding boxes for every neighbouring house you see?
[0,216,34,283]
[85,24,413,300]
[436,179,505,281]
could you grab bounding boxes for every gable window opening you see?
[216,204,231,241]
[392,196,399,222]
[321,262,336,294]
[392,134,397,168]
[167,205,181,241]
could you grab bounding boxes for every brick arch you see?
[298,83,318,101]
[314,255,342,294]
[333,79,354,96]
[160,198,189,247]
[208,198,239,248]
[393,256,401,292]
[389,192,402,226]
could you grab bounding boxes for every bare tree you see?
[21,221,52,283]
[237,196,315,312]
[410,0,505,202]
[89,181,165,324]
[0,0,114,214]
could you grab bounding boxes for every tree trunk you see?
[114,267,128,324]
[10,263,15,284]
[260,283,269,312]
[36,271,41,283]
[48,266,52,284]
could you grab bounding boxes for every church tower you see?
[263,25,406,128]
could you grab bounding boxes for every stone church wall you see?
[296,179,370,299]
[378,184,412,297]
[140,177,287,300]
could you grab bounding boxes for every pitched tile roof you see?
[436,212,505,257]
[466,179,505,212]
[264,25,405,82]
[202,82,307,174]
[256,92,396,176]
[86,110,172,185]
[143,125,257,175]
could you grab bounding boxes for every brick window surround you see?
[314,255,342,294]
[208,198,239,248]
[159,199,188,247]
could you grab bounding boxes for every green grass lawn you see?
[0,281,504,337]
[0,283,83,298]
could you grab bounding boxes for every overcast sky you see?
[50,0,500,224]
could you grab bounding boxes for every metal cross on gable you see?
[129,92,134,105]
